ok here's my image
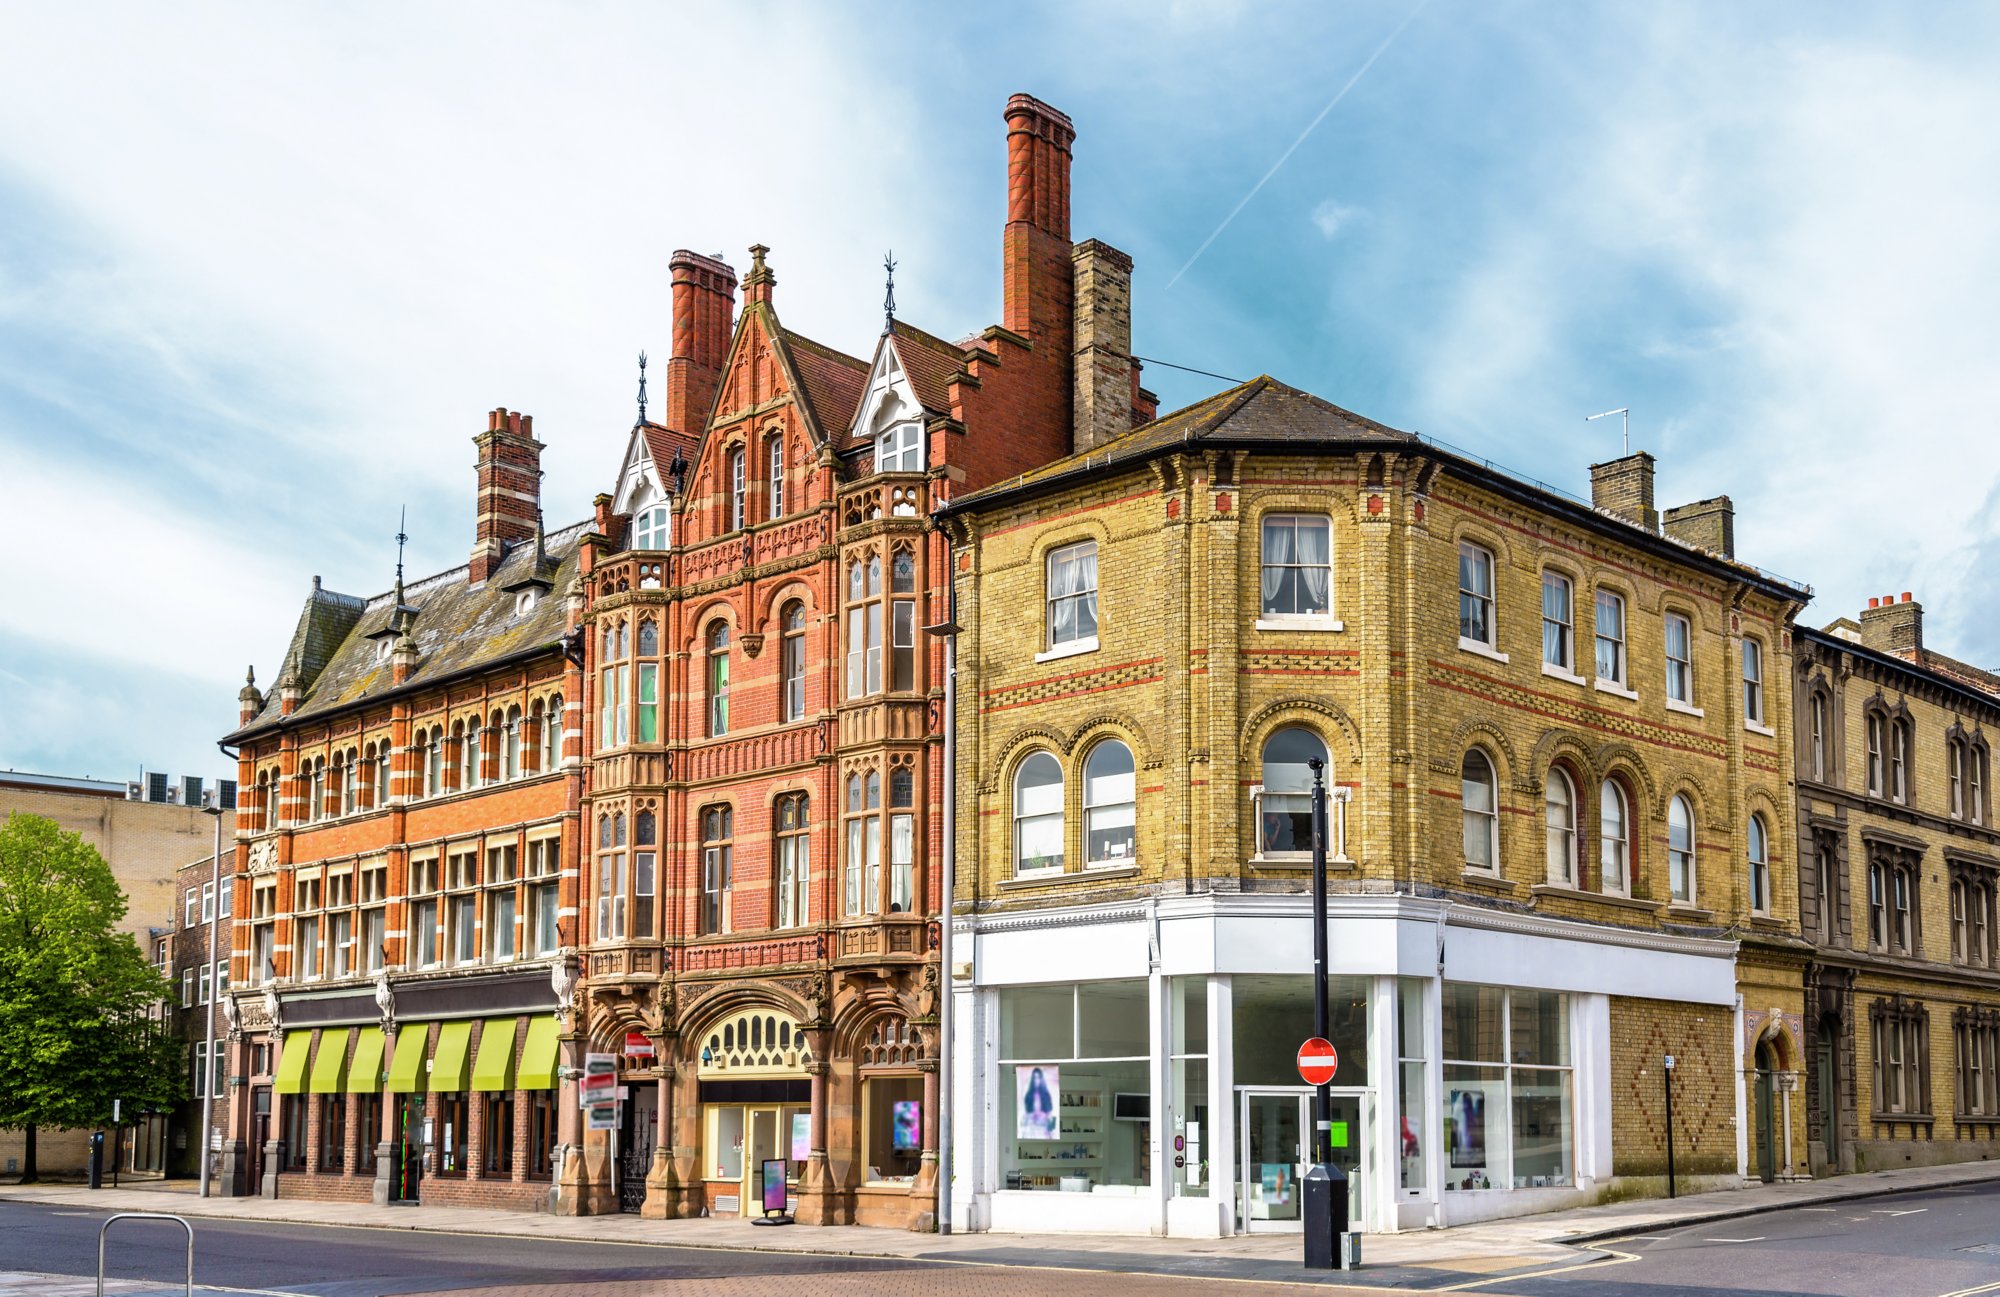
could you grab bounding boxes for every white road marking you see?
[1934,1280,2000,1297]
[1705,1237,1766,1243]
[1873,1208,1929,1216]
[1434,1245,1641,1291]
[1799,1207,1837,1212]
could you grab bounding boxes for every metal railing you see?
[97,1212,193,1297]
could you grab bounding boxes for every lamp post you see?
[1301,757,1349,1270]
[924,581,962,1234]
[198,803,224,1197]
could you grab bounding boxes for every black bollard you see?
[87,1131,104,1190]
[1302,1161,1349,1270]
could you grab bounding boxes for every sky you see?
[3,2,1998,784]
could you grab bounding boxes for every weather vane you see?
[394,505,408,585]
[883,250,897,334]
[636,350,649,426]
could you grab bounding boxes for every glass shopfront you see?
[998,981,1151,1193]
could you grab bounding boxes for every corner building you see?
[570,95,1154,1226]
[218,412,584,1209]
[940,381,1813,1236]
[1794,597,2000,1174]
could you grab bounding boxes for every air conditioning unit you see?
[126,781,144,801]
[201,789,221,810]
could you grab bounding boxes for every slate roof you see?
[886,319,972,417]
[779,328,868,445]
[947,375,1415,508]
[227,524,587,741]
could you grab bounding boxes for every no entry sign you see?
[1297,1037,1339,1085]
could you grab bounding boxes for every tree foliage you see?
[0,813,184,1164]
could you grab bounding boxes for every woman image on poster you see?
[1017,1065,1059,1141]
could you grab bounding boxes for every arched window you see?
[1748,813,1771,914]
[707,623,730,737]
[1544,768,1577,886]
[638,619,659,656]
[1013,752,1064,875]
[1462,749,1499,872]
[1259,728,1327,856]
[505,705,523,780]
[426,727,444,796]
[335,750,354,816]
[1889,718,1910,804]
[1669,795,1696,904]
[781,602,807,721]
[1084,740,1137,865]
[541,696,563,771]
[728,446,747,532]
[1600,779,1629,895]
[462,720,483,790]
[775,794,809,928]
[372,742,391,807]
[1866,711,1886,796]
[768,436,786,518]
[255,769,272,831]
[632,504,670,550]
[1810,691,1827,781]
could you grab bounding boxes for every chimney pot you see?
[1868,597,1880,609]
[1861,592,1923,656]
[1902,591,1912,603]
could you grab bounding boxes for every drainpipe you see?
[926,563,962,1233]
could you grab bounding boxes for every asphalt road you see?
[5,1181,1999,1296]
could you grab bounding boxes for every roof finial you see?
[394,505,409,586]
[636,350,649,427]
[883,249,898,335]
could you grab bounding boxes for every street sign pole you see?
[1302,757,1349,1270]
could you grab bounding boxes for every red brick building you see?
[571,94,1152,1226]
[218,414,588,1211]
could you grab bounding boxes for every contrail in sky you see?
[1166,1,1430,290]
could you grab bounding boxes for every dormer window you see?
[633,504,670,551]
[376,639,392,662]
[515,590,537,616]
[876,422,923,473]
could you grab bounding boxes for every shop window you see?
[1012,753,1063,875]
[484,1094,516,1175]
[322,1094,347,1171]
[283,1096,308,1170]
[1170,977,1209,1200]
[996,981,1151,1191]
[862,1075,925,1184]
[527,1091,558,1180]
[356,1093,381,1174]
[436,1093,469,1176]
[1084,740,1137,865]
[1462,750,1499,873]
[1441,984,1573,1190]
[1256,727,1326,857]
[1397,979,1429,1194]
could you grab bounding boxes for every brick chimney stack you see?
[666,250,739,436]
[470,408,543,585]
[1072,239,1135,454]
[1861,592,1923,657]
[1002,94,1076,348]
[1663,495,1735,558]
[1590,452,1658,532]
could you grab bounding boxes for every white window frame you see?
[1541,571,1574,674]
[1544,767,1577,886]
[1599,779,1629,897]
[1462,749,1500,874]
[1665,612,1694,707]
[1742,637,1767,729]
[728,446,746,532]
[1669,795,1696,905]
[768,436,786,517]
[875,421,923,473]
[1593,589,1627,688]
[1258,513,1335,623]
[1044,540,1100,656]
[1748,813,1771,915]
[1458,541,1497,652]
[1012,752,1065,876]
[633,504,670,551]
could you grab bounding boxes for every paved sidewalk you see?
[4,1158,1997,1287]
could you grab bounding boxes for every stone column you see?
[641,1050,679,1220]
[795,1059,836,1225]
[553,1032,588,1215]
[910,1060,941,1229]
[372,1027,398,1205]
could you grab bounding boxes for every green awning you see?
[347,1026,385,1093]
[470,1018,518,1092]
[384,1026,427,1094]
[308,1028,351,1093]
[273,1029,311,1095]
[518,1016,560,1091]
[427,1019,473,1092]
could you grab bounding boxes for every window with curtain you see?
[1541,572,1573,670]
[1013,753,1064,875]
[1668,795,1695,904]
[1867,712,1886,796]
[1258,727,1327,856]
[889,766,914,913]
[845,553,884,697]
[890,548,917,691]
[1084,740,1137,864]
[775,794,809,928]
[1889,719,1909,803]
[1599,779,1629,895]
[1462,750,1499,872]
[1046,541,1099,650]
[1594,590,1626,685]
[596,812,626,941]
[844,771,883,913]
[1665,612,1693,703]
[781,602,807,721]
[1459,543,1495,646]
[701,805,732,935]
[1544,768,1576,886]
[707,623,730,737]
[633,810,656,938]
[1748,813,1771,914]
[1261,515,1332,618]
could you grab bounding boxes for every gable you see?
[611,425,666,515]
[847,338,924,452]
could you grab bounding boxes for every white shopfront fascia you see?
[948,891,1738,1238]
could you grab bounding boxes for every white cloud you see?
[1311,199,1361,240]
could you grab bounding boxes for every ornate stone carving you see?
[246,837,279,877]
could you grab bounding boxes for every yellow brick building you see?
[938,377,1812,1237]
[1795,599,2000,1174]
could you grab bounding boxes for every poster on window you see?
[790,1112,811,1163]
[1016,1065,1059,1141]
[893,1100,922,1151]
[1447,1089,1486,1169]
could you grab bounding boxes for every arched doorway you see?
[1753,1040,1779,1184]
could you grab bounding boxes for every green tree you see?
[0,812,183,1181]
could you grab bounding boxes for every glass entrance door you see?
[745,1108,781,1217]
[1238,1088,1367,1232]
